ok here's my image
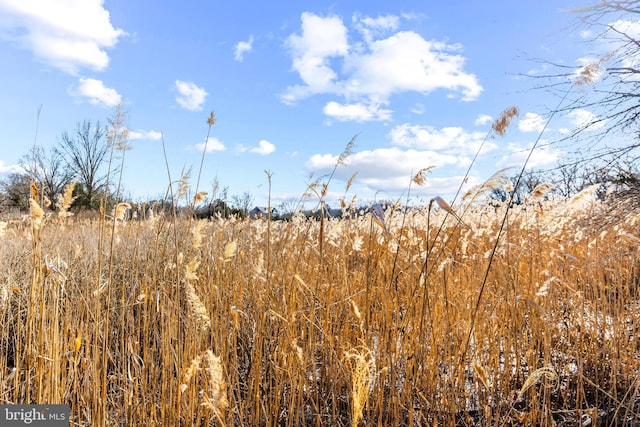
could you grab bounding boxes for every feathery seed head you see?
[412,166,436,186]
[201,350,228,417]
[56,181,77,218]
[115,203,131,221]
[30,182,39,200]
[574,61,601,86]
[107,103,131,151]
[181,354,203,393]
[343,345,375,427]
[74,331,82,354]
[518,366,558,399]
[345,172,358,193]
[337,136,357,166]
[224,240,238,259]
[192,221,204,249]
[184,280,210,331]
[492,106,519,136]
[177,167,192,200]
[352,235,363,252]
[194,191,208,205]
[29,198,44,227]
[529,183,555,201]
[184,257,199,282]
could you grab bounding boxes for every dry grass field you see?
[1,178,639,426]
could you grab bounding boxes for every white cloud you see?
[0,160,21,174]
[238,139,276,155]
[389,124,496,154]
[234,35,253,62]
[344,31,481,101]
[175,80,207,111]
[307,147,467,189]
[304,146,483,200]
[0,0,125,74]
[518,112,545,133]
[323,101,392,122]
[475,114,492,126]
[194,137,225,152]
[282,12,482,121]
[303,116,513,198]
[302,119,506,197]
[71,77,121,107]
[282,12,349,104]
[128,129,162,141]
[567,109,606,131]
[496,142,561,170]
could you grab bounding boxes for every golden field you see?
[1,186,639,426]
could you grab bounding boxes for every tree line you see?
[1,119,114,213]
[0,113,264,219]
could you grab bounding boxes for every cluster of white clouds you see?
[280,11,507,198]
[282,12,483,123]
[305,102,610,197]
[0,0,125,74]
[0,0,279,161]
[0,0,129,108]
[305,120,490,196]
[0,1,213,114]
[66,78,210,112]
[285,12,486,196]
[282,11,618,199]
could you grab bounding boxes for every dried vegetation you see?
[1,179,639,426]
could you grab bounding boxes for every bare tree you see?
[277,197,301,218]
[231,191,254,217]
[541,2,640,161]
[521,2,640,205]
[20,145,71,206]
[56,121,109,209]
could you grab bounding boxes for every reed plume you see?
[56,181,77,218]
[492,106,519,136]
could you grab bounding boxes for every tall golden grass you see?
[1,181,639,426]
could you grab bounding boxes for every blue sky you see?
[0,0,626,208]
